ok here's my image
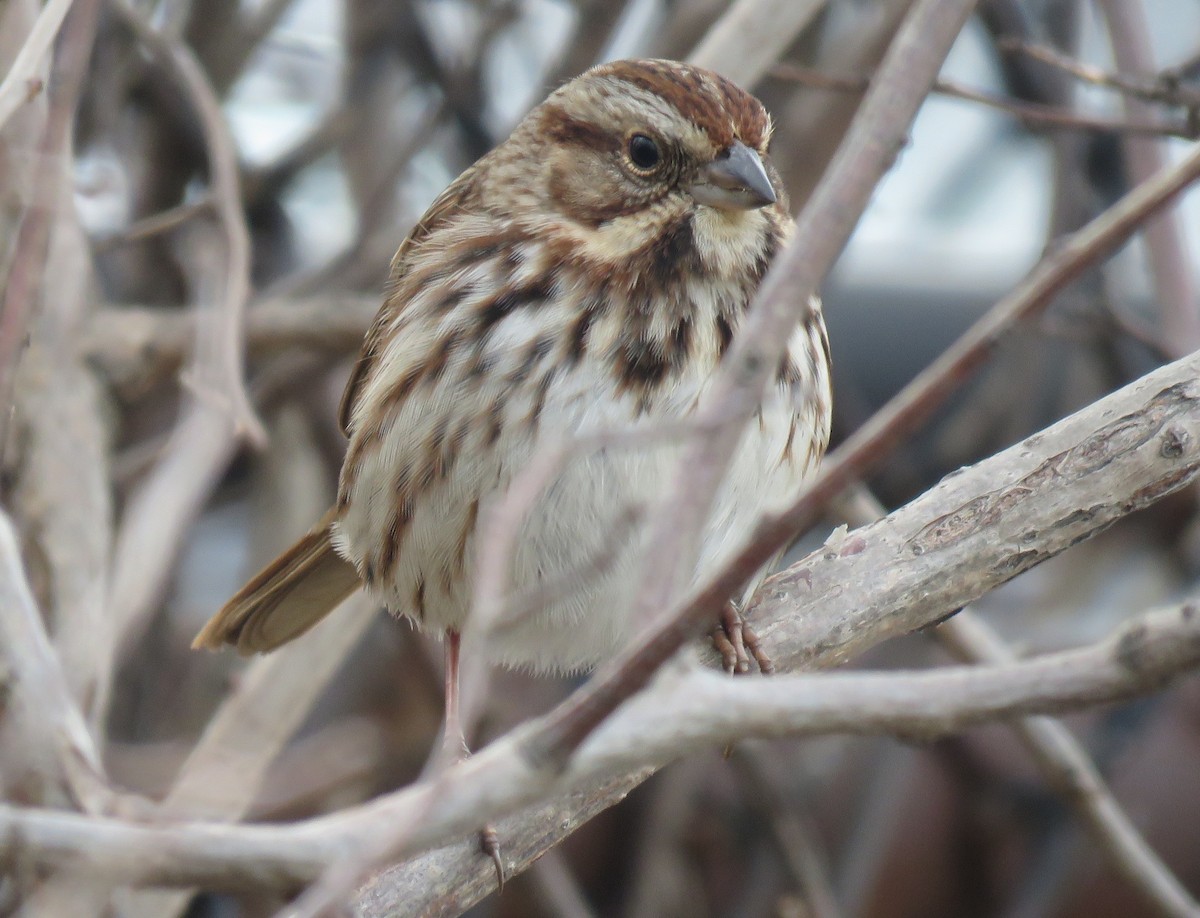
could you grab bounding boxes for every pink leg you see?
[442,629,505,888]
[441,629,469,761]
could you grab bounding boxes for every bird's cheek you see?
[546,152,642,227]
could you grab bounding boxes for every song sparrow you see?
[195,58,831,737]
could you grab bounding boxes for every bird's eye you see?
[627,133,661,172]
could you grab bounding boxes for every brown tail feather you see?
[192,508,362,655]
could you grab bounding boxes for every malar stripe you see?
[631,214,697,294]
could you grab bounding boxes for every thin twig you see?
[106,237,244,669]
[108,0,264,444]
[0,0,72,131]
[997,35,1200,111]
[771,62,1198,139]
[0,511,109,814]
[82,295,378,395]
[688,0,828,88]
[733,747,842,918]
[1096,0,1200,358]
[528,849,598,918]
[92,196,213,251]
[938,614,1200,918]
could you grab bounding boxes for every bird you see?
[193,55,831,844]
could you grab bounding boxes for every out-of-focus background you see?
[3,0,1200,915]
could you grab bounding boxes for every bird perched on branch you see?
[194,57,831,872]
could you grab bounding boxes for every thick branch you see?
[0,512,109,812]
[1,602,1197,897]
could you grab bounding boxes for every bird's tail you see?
[192,507,361,655]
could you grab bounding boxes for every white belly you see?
[333,314,829,674]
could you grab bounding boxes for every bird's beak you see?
[689,140,777,210]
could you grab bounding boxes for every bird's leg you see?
[440,629,470,761]
[441,629,505,888]
[711,601,775,675]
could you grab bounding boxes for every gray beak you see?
[689,140,777,210]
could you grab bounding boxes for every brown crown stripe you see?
[601,61,766,150]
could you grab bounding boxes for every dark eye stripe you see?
[540,107,620,153]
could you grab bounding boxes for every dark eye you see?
[627,133,661,171]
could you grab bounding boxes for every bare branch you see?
[1097,0,1200,357]
[0,0,102,460]
[997,35,1200,111]
[836,484,1200,918]
[772,62,1198,139]
[0,511,109,812]
[938,614,1200,918]
[2,600,1199,896]
[108,0,264,443]
[81,295,377,396]
[0,0,72,131]
[688,0,827,88]
[119,595,376,918]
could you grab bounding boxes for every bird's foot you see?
[711,601,775,675]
